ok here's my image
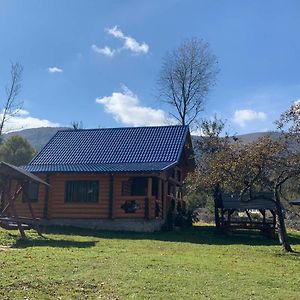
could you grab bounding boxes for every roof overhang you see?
[23,162,176,174]
[290,199,300,206]
[0,161,49,186]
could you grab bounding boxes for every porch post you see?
[108,174,114,219]
[43,174,50,219]
[158,178,162,218]
[146,177,152,219]
[163,180,168,219]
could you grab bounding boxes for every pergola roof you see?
[290,199,300,206]
[0,161,49,186]
[220,192,277,210]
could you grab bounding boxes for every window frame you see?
[64,180,100,203]
[121,177,148,197]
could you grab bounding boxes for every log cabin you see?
[15,125,194,231]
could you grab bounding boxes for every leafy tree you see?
[0,136,35,166]
[188,131,300,252]
[188,117,230,227]
[0,62,23,137]
[158,38,218,126]
[276,101,300,134]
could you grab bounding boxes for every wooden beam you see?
[7,181,26,239]
[270,209,277,229]
[147,177,152,198]
[23,183,42,236]
[167,176,182,186]
[221,208,225,228]
[147,177,152,219]
[108,174,114,219]
[245,210,253,224]
[163,180,168,219]
[157,178,162,218]
[43,174,50,219]
[144,197,149,220]
[158,178,162,200]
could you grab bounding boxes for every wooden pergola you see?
[0,161,49,239]
[215,192,277,236]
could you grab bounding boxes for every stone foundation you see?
[40,218,165,232]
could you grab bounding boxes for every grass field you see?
[0,225,299,300]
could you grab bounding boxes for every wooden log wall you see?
[9,171,178,221]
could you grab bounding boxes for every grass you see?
[0,225,300,300]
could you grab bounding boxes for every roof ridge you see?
[55,124,188,133]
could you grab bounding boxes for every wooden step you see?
[0,221,31,230]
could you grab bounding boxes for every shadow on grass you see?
[40,225,300,247]
[12,237,96,249]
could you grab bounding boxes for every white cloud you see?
[48,67,63,73]
[96,85,173,127]
[91,45,115,57]
[17,109,30,116]
[1,109,60,133]
[92,26,149,57]
[294,98,300,105]
[233,109,267,127]
[190,128,205,136]
[107,26,149,54]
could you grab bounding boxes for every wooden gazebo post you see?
[22,182,42,236]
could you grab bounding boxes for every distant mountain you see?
[3,127,281,153]
[191,131,284,159]
[3,127,70,151]
[235,131,281,143]
[192,131,281,144]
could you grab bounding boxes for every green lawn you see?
[0,225,299,300]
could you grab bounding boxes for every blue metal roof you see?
[24,125,190,173]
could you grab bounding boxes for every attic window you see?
[65,181,99,203]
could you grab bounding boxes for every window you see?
[23,182,39,203]
[121,177,148,196]
[65,181,99,203]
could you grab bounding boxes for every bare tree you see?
[0,62,23,137]
[158,38,218,126]
[71,120,84,130]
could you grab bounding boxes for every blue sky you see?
[0,0,299,135]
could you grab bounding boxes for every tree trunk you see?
[213,186,221,228]
[274,187,293,252]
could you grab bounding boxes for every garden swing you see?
[0,161,49,239]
